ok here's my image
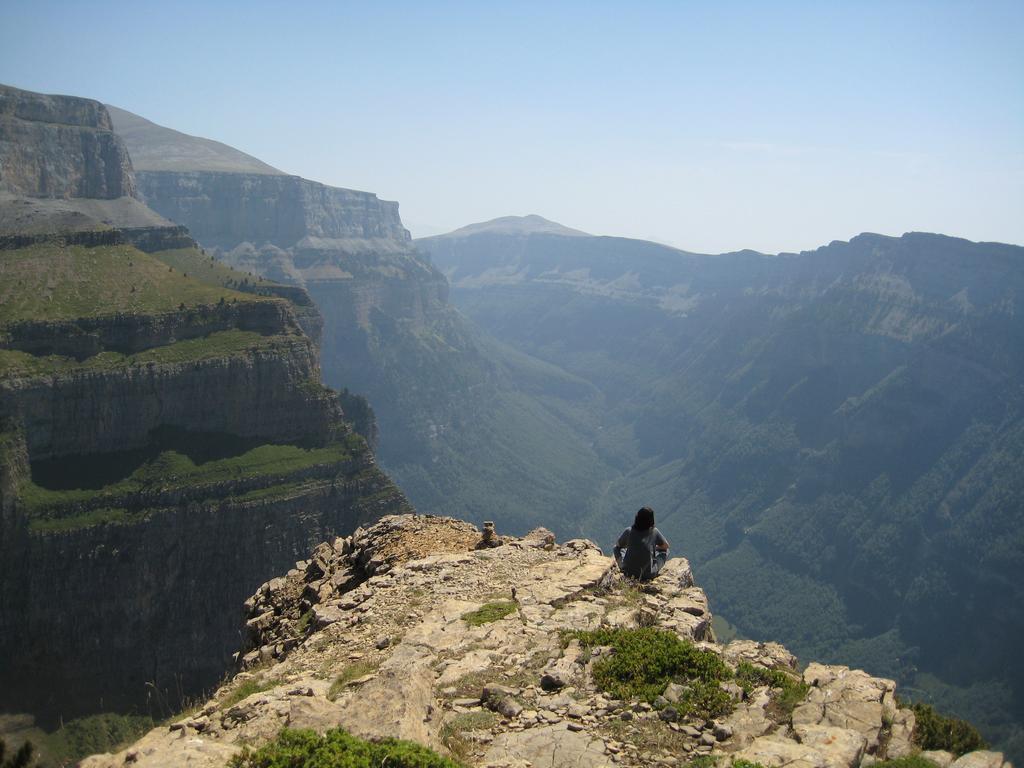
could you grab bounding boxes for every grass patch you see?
[32,712,153,765]
[327,662,379,701]
[599,715,696,758]
[295,609,314,635]
[735,661,810,721]
[221,678,277,710]
[22,440,351,527]
[150,248,266,290]
[872,758,941,768]
[28,506,133,533]
[461,601,517,627]
[0,243,264,325]
[0,331,307,379]
[440,710,497,763]
[564,627,732,717]
[910,702,987,756]
[229,727,460,768]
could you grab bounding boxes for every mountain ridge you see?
[106,104,285,175]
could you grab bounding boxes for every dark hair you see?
[633,506,655,531]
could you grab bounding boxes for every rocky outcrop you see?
[0,83,136,200]
[82,515,1007,768]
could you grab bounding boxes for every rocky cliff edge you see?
[83,514,1010,768]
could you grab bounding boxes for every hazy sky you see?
[2,1,1021,253]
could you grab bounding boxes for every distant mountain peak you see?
[106,104,285,175]
[437,214,591,239]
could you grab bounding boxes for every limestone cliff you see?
[132,170,411,256]
[0,239,412,721]
[83,515,1009,768]
[109,108,611,530]
[0,86,410,727]
[0,83,175,235]
[125,161,466,471]
[0,83,136,200]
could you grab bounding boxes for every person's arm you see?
[613,529,628,565]
[654,529,669,552]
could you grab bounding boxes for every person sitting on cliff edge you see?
[613,506,669,581]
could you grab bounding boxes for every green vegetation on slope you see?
[21,438,355,531]
[0,243,264,324]
[150,247,288,296]
[461,601,517,626]
[229,728,461,768]
[0,738,37,768]
[911,702,988,756]
[0,330,306,378]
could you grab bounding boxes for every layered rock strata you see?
[110,107,490,502]
[133,170,411,253]
[83,515,1007,768]
[0,85,410,724]
[0,83,136,199]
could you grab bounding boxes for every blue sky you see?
[2,1,1021,252]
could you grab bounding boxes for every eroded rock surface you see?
[82,515,1009,768]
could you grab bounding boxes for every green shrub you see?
[228,727,461,767]
[871,756,941,768]
[36,712,153,765]
[0,738,37,768]
[735,661,809,720]
[440,711,498,762]
[733,761,768,768]
[911,702,987,756]
[327,662,379,701]
[220,678,276,709]
[679,678,735,720]
[461,601,517,627]
[564,627,732,708]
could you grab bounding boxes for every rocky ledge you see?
[83,515,1010,768]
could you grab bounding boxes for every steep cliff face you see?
[0,83,136,200]
[1,457,399,721]
[133,171,411,253]
[82,515,1008,768]
[0,236,411,723]
[111,110,612,531]
[0,84,179,238]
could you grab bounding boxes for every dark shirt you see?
[614,526,668,580]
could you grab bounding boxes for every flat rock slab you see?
[80,736,238,768]
[735,734,829,768]
[794,724,866,768]
[922,751,956,768]
[337,643,436,746]
[518,552,610,605]
[484,723,612,767]
[951,751,1007,768]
